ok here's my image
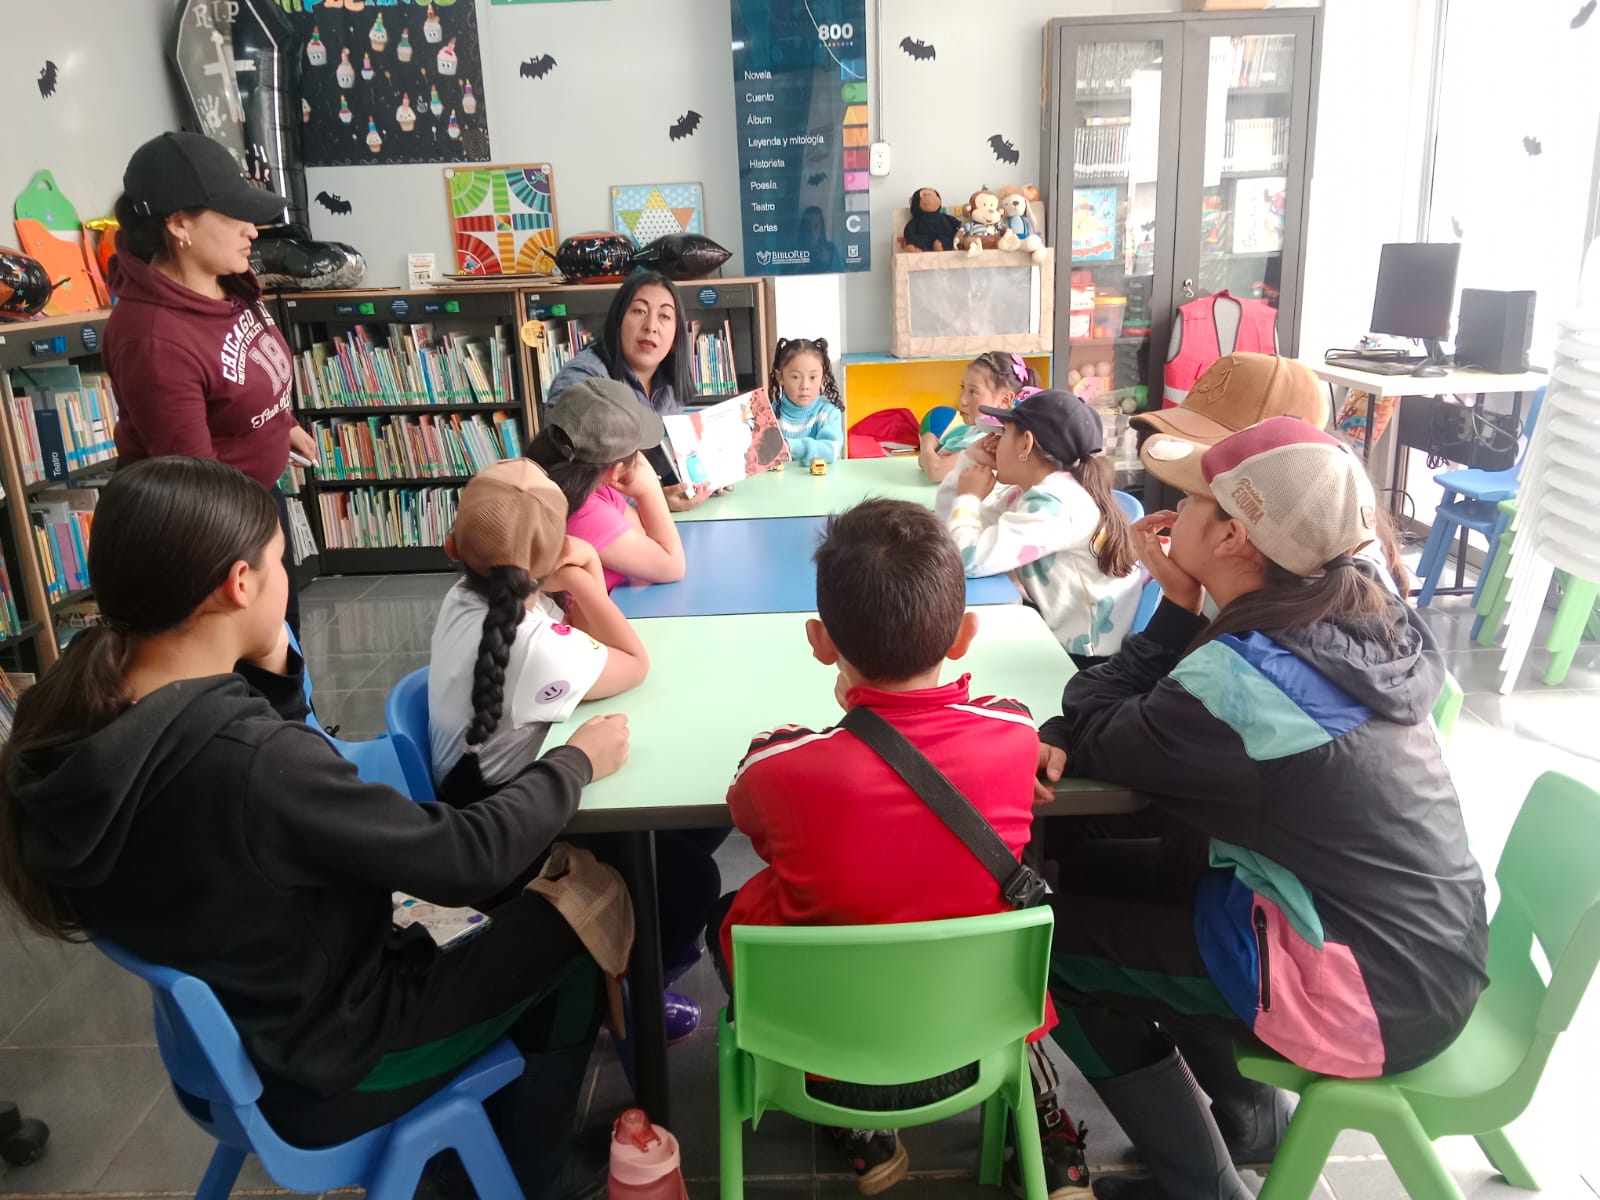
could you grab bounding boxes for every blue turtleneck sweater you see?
[777,394,844,464]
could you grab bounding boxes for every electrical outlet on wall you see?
[869,142,891,176]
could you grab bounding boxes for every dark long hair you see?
[596,271,695,409]
[459,566,537,750]
[0,456,280,939]
[768,337,843,411]
[969,351,1038,396]
[1031,444,1136,579]
[1191,508,1399,653]
[111,194,201,264]
[525,427,628,515]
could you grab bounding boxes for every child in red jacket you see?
[711,499,1088,1198]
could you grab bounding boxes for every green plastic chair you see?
[1237,771,1600,1200]
[1473,501,1600,681]
[717,909,1055,1200]
[1431,672,1464,744]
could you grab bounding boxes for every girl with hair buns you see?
[920,350,1038,483]
[1032,417,1488,1200]
[0,456,630,1197]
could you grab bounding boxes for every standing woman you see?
[103,132,319,634]
[545,270,715,511]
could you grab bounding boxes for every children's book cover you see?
[1071,187,1118,262]
[662,389,791,494]
[1232,177,1286,255]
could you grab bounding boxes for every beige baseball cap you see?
[1132,353,1328,445]
[1141,416,1378,577]
[446,460,568,579]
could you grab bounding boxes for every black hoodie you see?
[8,662,591,1101]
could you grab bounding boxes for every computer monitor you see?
[1369,242,1461,360]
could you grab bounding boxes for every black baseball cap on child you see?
[979,388,1103,466]
[122,131,287,224]
[548,378,668,464]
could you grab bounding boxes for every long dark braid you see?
[769,336,844,411]
[462,565,536,749]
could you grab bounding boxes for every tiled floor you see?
[3,568,1599,1200]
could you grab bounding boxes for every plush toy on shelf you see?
[997,184,1047,265]
[902,187,962,252]
[956,189,1006,256]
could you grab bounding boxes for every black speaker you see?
[1455,289,1536,373]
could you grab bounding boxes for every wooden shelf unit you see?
[0,309,115,670]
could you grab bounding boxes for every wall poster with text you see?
[730,0,870,276]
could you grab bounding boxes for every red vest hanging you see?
[1164,292,1279,407]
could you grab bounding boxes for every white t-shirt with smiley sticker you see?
[429,581,609,789]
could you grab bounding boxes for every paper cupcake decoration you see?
[370,14,388,52]
[429,84,442,117]
[461,80,477,115]
[306,27,326,67]
[396,93,417,132]
[447,111,461,140]
[302,97,311,123]
[423,4,442,44]
[366,117,383,155]
[437,37,458,76]
[360,52,374,81]
[397,29,412,62]
[335,49,354,89]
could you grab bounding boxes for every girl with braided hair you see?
[429,460,648,808]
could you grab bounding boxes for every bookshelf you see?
[271,288,530,575]
[516,276,776,424]
[0,310,116,670]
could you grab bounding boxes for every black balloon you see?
[555,232,637,283]
[0,248,54,317]
[628,234,732,281]
[171,0,310,238]
[250,239,366,291]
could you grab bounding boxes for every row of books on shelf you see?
[1221,34,1293,90]
[0,555,23,640]
[284,496,318,565]
[294,323,514,408]
[689,319,741,396]
[529,320,597,394]
[0,668,27,745]
[1220,118,1289,174]
[317,485,462,551]
[7,366,119,485]
[30,489,96,604]
[308,413,522,481]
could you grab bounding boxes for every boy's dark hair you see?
[814,499,966,682]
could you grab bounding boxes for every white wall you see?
[1,0,185,231]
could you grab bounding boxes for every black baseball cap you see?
[979,388,1103,466]
[122,132,286,224]
[547,378,667,464]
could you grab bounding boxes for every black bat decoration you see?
[988,134,1020,166]
[37,60,57,98]
[670,110,702,142]
[316,191,353,216]
[1523,135,1543,156]
[807,171,828,186]
[899,37,935,61]
[1451,216,1464,239]
[1573,0,1596,27]
[519,54,557,80]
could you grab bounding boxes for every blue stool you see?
[1112,490,1144,521]
[1131,578,1163,634]
[1415,387,1545,607]
[384,667,437,803]
[288,625,415,795]
[95,940,527,1200]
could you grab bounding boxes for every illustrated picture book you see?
[661,389,791,495]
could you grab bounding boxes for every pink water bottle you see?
[608,1108,687,1200]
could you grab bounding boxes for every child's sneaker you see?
[826,1126,909,1195]
[1007,1100,1090,1199]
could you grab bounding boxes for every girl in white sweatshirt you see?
[947,389,1142,665]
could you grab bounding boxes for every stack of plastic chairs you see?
[1492,240,1600,692]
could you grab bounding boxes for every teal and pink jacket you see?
[1040,584,1489,1076]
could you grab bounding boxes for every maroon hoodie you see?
[103,251,294,489]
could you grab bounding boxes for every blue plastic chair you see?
[1131,578,1163,633]
[1113,490,1144,521]
[1415,388,1546,607]
[95,939,527,1200]
[287,625,415,795]
[385,667,438,803]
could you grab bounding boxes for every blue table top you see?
[610,516,1022,619]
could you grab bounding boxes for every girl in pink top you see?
[527,377,687,590]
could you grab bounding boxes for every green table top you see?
[674,457,936,522]
[556,605,1141,833]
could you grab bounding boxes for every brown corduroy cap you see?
[446,460,568,579]
[1131,353,1328,445]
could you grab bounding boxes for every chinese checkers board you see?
[729,0,870,277]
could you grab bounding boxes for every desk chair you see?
[1131,579,1163,634]
[1415,388,1546,607]
[0,1102,48,1166]
[286,625,415,794]
[95,940,526,1200]
[718,910,1055,1200]
[1235,770,1600,1200]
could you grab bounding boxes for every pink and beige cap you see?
[446,459,568,579]
[1142,416,1378,577]
[1131,353,1328,445]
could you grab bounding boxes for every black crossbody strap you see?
[840,707,1046,909]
